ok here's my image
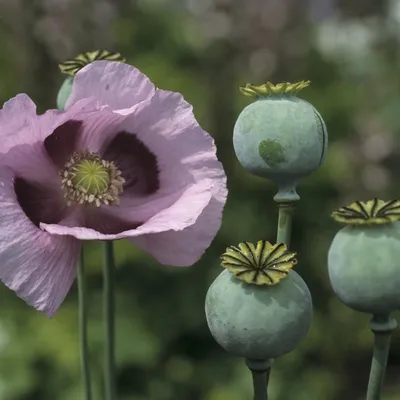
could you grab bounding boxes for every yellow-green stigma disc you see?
[73,159,110,194]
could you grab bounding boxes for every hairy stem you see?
[78,247,92,400]
[103,241,116,400]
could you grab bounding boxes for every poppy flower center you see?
[60,151,125,207]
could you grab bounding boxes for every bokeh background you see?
[0,0,399,399]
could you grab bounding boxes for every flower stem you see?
[265,200,295,399]
[276,202,296,246]
[103,241,116,400]
[246,359,273,400]
[366,314,397,400]
[78,247,92,400]
[251,370,268,400]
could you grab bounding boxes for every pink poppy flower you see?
[0,61,227,316]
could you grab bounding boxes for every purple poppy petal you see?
[2,129,68,188]
[40,98,119,169]
[73,108,126,153]
[83,208,143,235]
[0,167,81,316]
[66,61,156,112]
[40,180,213,240]
[0,93,103,164]
[0,132,70,225]
[130,197,225,266]
[43,108,125,168]
[102,131,160,195]
[14,176,69,227]
[94,88,226,211]
[113,89,228,265]
[112,89,227,197]
[43,120,84,169]
[0,92,123,175]
[0,94,37,146]
[0,94,53,154]
[0,94,103,232]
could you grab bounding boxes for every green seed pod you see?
[57,76,73,111]
[328,199,400,314]
[205,241,312,359]
[233,81,327,201]
[56,50,126,110]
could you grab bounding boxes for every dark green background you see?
[0,0,399,399]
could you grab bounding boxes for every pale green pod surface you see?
[205,269,312,359]
[57,76,73,111]
[233,96,327,183]
[328,223,400,314]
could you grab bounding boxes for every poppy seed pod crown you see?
[233,81,327,201]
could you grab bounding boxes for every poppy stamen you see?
[60,151,125,207]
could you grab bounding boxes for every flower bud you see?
[205,241,312,359]
[328,199,400,314]
[233,82,327,193]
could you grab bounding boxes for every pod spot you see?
[259,140,286,167]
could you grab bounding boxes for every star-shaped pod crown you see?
[239,80,310,98]
[221,241,297,285]
[331,199,400,225]
[59,50,125,77]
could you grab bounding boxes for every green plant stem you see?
[366,315,397,400]
[276,202,296,246]
[251,370,268,400]
[246,359,273,400]
[260,201,295,400]
[103,241,116,400]
[78,248,92,400]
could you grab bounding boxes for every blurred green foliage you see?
[0,0,399,399]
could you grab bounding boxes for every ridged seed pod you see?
[205,241,312,359]
[328,199,400,314]
[233,81,327,201]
